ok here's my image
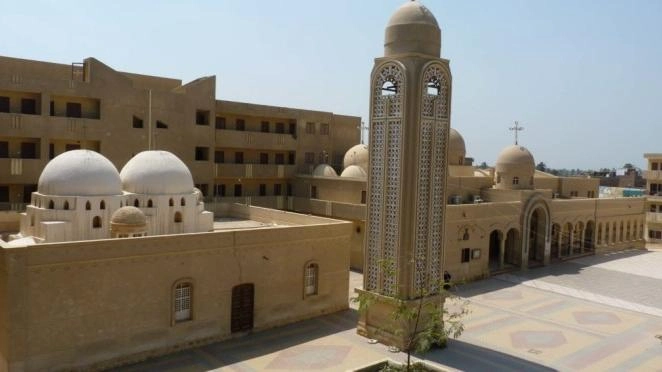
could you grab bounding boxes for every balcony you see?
[215,129,297,151]
[643,170,662,180]
[646,212,662,225]
[0,158,44,182]
[214,164,296,179]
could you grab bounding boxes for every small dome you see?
[385,1,441,57]
[340,165,368,179]
[495,145,535,174]
[312,164,338,177]
[38,150,122,196]
[111,206,146,226]
[343,144,369,171]
[120,151,194,195]
[449,128,466,166]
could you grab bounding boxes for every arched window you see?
[304,262,319,296]
[63,201,70,210]
[93,216,102,229]
[147,199,153,208]
[169,198,174,207]
[513,177,519,185]
[48,200,54,209]
[463,229,470,241]
[134,199,139,207]
[180,197,186,206]
[119,201,123,207]
[173,281,193,323]
[100,200,106,210]
[85,201,91,210]
[174,212,182,223]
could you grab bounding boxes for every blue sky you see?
[2,0,661,169]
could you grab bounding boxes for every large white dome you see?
[38,150,122,196]
[343,144,369,171]
[120,151,194,195]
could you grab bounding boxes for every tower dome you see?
[120,151,194,194]
[38,150,122,196]
[343,144,369,171]
[385,1,441,57]
[448,128,466,166]
[312,164,338,177]
[495,145,535,190]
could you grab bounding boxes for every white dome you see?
[312,164,338,177]
[343,144,369,171]
[120,151,194,195]
[38,150,122,196]
[340,165,367,179]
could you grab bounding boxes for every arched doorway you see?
[584,221,595,251]
[489,230,502,271]
[504,228,521,267]
[527,207,547,266]
[562,223,573,256]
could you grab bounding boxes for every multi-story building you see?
[0,55,359,214]
[643,153,662,242]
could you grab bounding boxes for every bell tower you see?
[358,0,452,347]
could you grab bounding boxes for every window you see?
[215,150,224,163]
[234,184,242,197]
[320,123,329,135]
[195,147,209,161]
[311,185,318,198]
[63,201,70,210]
[235,152,244,164]
[259,184,267,196]
[48,200,54,209]
[134,199,140,207]
[305,152,315,164]
[156,120,168,129]
[93,216,102,228]
[653,162,659,171]
[304,262,318,296]
[361,190,367,204]
[260,153,269,164]
[195,110,209,125]
[49,143,54,159]
[288,152,295,165]
[287,183,293,197]
[461,248,471,263]
[100,200,105,210]
[23,184,36,204]
[275,122,285,134]
[463,229,470,241]
[197,184,208,197]
[512,176,519,185]
[65,143,80,152]
[174,211,182,223]
[180,197,186,206]
[0,186,8,203]
[21,98,37,115]
[261,121,270,132]
[496,173,501,183]
[49,101,54,116]
[173,281,192,323]
[85,201,91,210]
[381,81,397,96]
[20,142,37,159]
[132,116,144,128]
[147,199,153,208]
[66,102,82,118]
[275,153,285,165]
[236,119,245,131]
[215,116,226,129]
[215,184,226,197]
[274,183,282,196]
[169,198,174,207]
[0,141,8,158]
[289,122,297,136]
[0,96,9,112]
[305,122,315,134]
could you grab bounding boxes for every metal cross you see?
[509,121,524,145]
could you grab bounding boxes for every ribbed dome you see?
[38,150,122,196]
[495,145,535,176]
[449,128,466,166]
[343,144,369,171]
[312,164,338,177]
[120,151,194,194]
[385,1,441,57]
[340,165,367,179]
[111,206,146,226]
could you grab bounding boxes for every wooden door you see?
[231,283,254,333]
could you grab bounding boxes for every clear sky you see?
[2,0,661,169]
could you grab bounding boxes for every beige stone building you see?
[643,153,662,242]
[0,150,351,371]
[0,55,360,216]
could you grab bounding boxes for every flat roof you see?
[212,217,279,231]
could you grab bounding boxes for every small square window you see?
[261,121,270,132]
[195,147,209,161]
[275,122,285,134]
[21,98,37,115]
[0,96,9,113]
[215,116,226,129]
[196,110,210,125]
[236,119,245,131]
[320,123,329,135]
[132,115,144,128]
[305,122,315,134]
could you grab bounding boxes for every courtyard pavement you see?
[114,249,662,371]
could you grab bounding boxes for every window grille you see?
[174,282,192,322]
[304,263,318,296]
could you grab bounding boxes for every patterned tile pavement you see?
[115,249,662,371]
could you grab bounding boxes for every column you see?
[499,235,505,269]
